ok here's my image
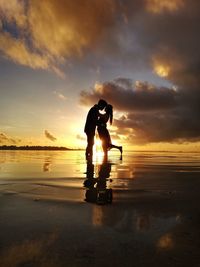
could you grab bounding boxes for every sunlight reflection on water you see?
[0,150,200,191]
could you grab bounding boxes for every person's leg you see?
[103,146,108,160]
[101,140,108,159]
[109,144,123,154]
[86,134,94,158]
[102,128,122,154]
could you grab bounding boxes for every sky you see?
[1,0,200,151]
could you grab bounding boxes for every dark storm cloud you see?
[129,0,200,88]
[114,108,200,144]
[44,130,57,142]
[80,79,178,112]
[80,76,200,144]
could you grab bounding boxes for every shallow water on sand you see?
[1,150,200,267]
[0,150,200,196]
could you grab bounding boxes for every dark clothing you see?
[84,105,99,135]
[97,124,111,149]
[84,105,99,157]
[97,113,111,149]
[86,133,95,157]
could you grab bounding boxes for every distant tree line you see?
[0,145,81,151]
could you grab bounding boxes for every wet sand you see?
[0,150,200,266]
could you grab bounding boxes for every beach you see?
[0,150,200,267]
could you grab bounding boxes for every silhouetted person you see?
[84,99,107,159]
[97,104,122,159]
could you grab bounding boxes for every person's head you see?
[97,99,107,110]
[105,104,113,125]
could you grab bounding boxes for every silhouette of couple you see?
[84,99,122,159]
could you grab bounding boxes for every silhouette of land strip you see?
[0,145,82,151]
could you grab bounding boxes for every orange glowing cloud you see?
[0,32,51,70]
[0,0,117,76]
[153,60,170,78]
[28,0,116,59]
[146,0,184,13]
[0,0,27,28]
[152,49,184,79]
[157,233,173,249]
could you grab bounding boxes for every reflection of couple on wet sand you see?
[84,99,122,159]
[84,159,113,204]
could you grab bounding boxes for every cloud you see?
[145,0,185,14]
[0,0,27,28]
[80,79,178,112]
[79,1,200,145]
[28,0,117,57]
[130,1,200,88]
[0,0,200,81]
[0,32,52,70]
[80,77,200,144]
[0,0,119,76]
[53,91,67,101]
[1,1,200,145]
[114,109,200,144]
[44,130,57,141]
[76,134,85,141]
[0,132,21,144]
